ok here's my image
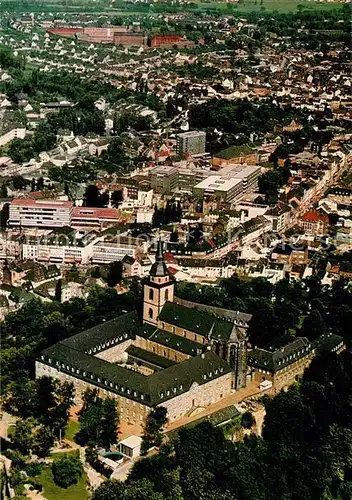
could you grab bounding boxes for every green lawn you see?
[50,450,79,461]
[65,421,80,442]
[35,467,89,500]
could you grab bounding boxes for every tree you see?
[107,261,123,288]
[85,446,99,468]
[0,183,8,198]
[77,389,119,448]
[0,203,10,229]
[36,177,44,190]
[92,479,163,500]
[33,425,55,458]
[55,279,62,302]
[301,309,326,341]
[52,453,83,488]
[12,175,28,190]
[5,378,37,418]
[11,418,36,456]
[141,406,168,455]
[99,398,119,449]
[241,411,255,429]
[111,190,123,208]
[84,185,101,207]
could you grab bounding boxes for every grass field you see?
[35,467,89,500]
[65,421,80,442]
[33,450,89,500]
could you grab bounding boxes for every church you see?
[36,241,251,425]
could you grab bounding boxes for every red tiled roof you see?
[302,210,329,223]
[11,199,72,208]
[72,207,120,220]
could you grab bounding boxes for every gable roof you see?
[247,337,313,373]
[39,343,230,406]
[159,301,237,342]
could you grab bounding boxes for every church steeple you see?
[143,239,174,325]
[149,239,169,278]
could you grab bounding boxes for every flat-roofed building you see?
[9,199,72,228]
[22,228,98,264]
[92,235,147,264]
[176,131,206,155]
[193,176,243,204]
[71,207,120,230]
[218,164,261,193]
[150,165,178,194]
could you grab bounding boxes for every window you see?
[165,289,169,301]
[149,288,154,300]
[148,308,153,319]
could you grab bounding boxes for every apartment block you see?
[176,131,206,156]
[150,166,179,194]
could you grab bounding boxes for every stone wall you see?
[251,353,314,393]
[36,360,232,426]
[160,371,233,422]
[157,320,206,345]
[95,339,132,363]
[35,361,149,425]
[135,335,190,363]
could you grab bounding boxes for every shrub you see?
[24,463,42,477]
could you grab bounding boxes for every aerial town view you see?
[0,0,351,498]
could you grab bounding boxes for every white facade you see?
[0,127,26,147]
[92,239,145,264]
[9,199,73,228]
[22,240,94,264]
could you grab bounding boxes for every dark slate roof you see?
[122,255,136,265]
[150,239,169,277]
[314,333,344,355]
[39,345,230,406]
[138,327,204,356]
[247,337,314,373]
[174,297,252,326]
[147,351,231,405]
[159,301,247,342]
[61,311,147,353]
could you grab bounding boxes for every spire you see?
[150,238,169,278]
[156,238,163,262]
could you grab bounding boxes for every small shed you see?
[118,435,143,459]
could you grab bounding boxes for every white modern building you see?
[22,230,99,264]
[92,235,148,264]
[193,176,243,204]
[9,199,73,228]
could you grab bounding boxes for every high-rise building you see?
[176,131,206,156]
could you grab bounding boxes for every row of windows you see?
[148,288,170,301]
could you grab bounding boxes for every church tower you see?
[143,240,174,326]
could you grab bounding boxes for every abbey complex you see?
[36,242,343,426]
